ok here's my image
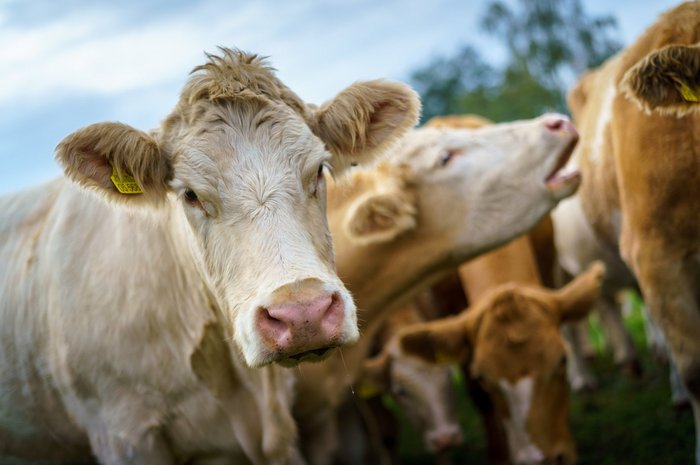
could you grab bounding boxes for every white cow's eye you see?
[312,163,326,196]
[184,189,203,209]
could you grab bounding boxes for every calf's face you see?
[400,263,604,465]
[360,340,463,453]
[55,49,420,367]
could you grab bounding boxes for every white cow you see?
[0,48,420,465]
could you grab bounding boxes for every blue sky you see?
[0,0,680,195]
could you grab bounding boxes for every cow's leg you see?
[598,293,642,377]
[562,324,598,392]
[87,426,174,465]
[627,245,700,465]
[640,301,670,363]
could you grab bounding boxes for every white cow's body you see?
[0,49,420,465]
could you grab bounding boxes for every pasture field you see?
[394,296,695,464]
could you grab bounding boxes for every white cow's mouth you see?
[277,346,336,367]
[545,138,581,197]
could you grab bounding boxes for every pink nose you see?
[543,116,578,138]
[427,429,463,452]
[256,285,346,361]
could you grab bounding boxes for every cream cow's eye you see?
[437,149,459,167]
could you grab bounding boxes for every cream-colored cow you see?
[295,113,581,464]
[0,48,420,465]
[559,3,700,463]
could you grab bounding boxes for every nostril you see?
[554,453,566,465]
[545,118,565,131]
[258,307,289,334]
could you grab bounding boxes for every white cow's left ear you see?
[344,189,416,246]
[56,122,172,206]
[310,80,420,176]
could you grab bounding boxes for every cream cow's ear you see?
[56,122,172,205]
[310,80,420,176]
[343,190,416,246]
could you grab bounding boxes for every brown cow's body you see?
[563,3,700,462]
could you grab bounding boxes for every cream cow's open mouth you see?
[545,137,581,193]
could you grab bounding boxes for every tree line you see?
[409,0,621,123]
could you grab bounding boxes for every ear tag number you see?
[679,82,700,102]
[110,166,143,194]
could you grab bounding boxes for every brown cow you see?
[400,262,604,465]
[562,3,700,462]
[0,48,420,464]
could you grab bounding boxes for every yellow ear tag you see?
[679,82,700,102]
[110,166,143,194]
[435,350,456,364]
[356,381,380,399]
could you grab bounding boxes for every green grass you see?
[393,294,695,464]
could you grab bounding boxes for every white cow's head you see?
[55,48,420,367]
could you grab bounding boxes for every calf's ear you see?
[56,122,172,205]
[357,351,391,399]
[311,80,420,176]
[553,261,605,323]
[621,44,700,116]
[344,190,416,246]
[398,312,476,365]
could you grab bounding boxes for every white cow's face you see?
[55,49,420,367]
[395,114,580,260]
[166,101,357,367]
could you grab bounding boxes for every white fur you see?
[590,83,616,164]
[499,377,545,464]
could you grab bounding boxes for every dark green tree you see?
[410,0,621,123]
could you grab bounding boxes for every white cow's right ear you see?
[55,122,172,205]
[343,189,416,246]
[311,80,420,176]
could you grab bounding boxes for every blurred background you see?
[0,0,678,195]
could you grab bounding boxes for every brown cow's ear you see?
[311,80,420,176]
[553,261,605,323]
[356,351,391,399]
[398,312,476,365]
[621,44,700,116]
[56,122,172,205]
[344,190,416,246]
